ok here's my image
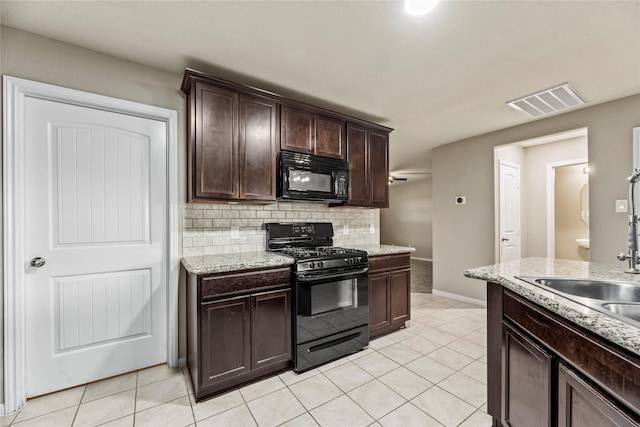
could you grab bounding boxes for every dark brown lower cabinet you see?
[487,282,640,426]
[558,364,637,427]
[187,268,291,401]
[502,323,553,427]
[369,253,411,339]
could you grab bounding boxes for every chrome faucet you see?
[617,169,640,273]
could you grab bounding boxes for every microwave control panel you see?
[335,172,348,196]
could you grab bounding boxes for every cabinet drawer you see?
[369,253,410,273]
[504,290,640,416]
[200,268,290,299]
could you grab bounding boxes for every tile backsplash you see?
[183,202,379,256]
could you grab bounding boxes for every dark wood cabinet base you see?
[191,361,290,402]
[187,267,292,402]
[369,253,411,339]
[487,282,640,426]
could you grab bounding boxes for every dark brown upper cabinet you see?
[281,106,346,160]
[184,81,277,203]
[346,123,390,208]
[182,69,392,204]
[238,95,278,200]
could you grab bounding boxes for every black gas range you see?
[266,223,370,372]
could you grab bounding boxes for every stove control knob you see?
[317,261,324,268]
[309,262,315,269]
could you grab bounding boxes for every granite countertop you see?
[182,245,415,275]
[181,252,294,275]
[349,244,416,256]
[465,257,640,356]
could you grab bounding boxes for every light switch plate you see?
[230,226,240,239]
[342,224,349,235]
[616,200,629,213]
[370,224,375,234]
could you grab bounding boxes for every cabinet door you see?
[558,364,638,427]
[194,82,238,200]
[238,95,278,200]
[281,106,314,154]
[315,115,346,160]
[503,323,553,427]
[369,272,390,333]
[389,269,410,325]
[251,289,292,370]
[369,130,389,208]
[200,295,251,388]
[347,123,369,206]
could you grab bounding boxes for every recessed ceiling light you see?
[405,0,440,16]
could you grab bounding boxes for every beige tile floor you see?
[1,293,491,427]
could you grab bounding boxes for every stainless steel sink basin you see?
[601,303,640,322]
[516,276,640,328]
[532,278,640,302]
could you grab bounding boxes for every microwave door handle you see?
[297,267,369,282]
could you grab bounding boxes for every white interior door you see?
[24,96,168,397]
[499,160,521,262]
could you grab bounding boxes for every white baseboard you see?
[432,290,486,307]
[178,357,187,368]
[410,257,432,262]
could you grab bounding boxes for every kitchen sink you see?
[516,276,640,328]
[601,303,640,322]
[531,278,640,302]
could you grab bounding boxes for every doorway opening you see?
[494,128,588,262]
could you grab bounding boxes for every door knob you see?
[30,257,46,267]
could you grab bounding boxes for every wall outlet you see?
[455,196,467,205]
[616,200,629,213]
[370,224,375,234]
[230,226,240,239]
[342,224,349,235]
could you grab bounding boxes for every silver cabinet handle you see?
[30,257,46,268]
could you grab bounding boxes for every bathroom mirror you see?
[580,182,589,226]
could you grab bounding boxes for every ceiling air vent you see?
[507,83,586,118]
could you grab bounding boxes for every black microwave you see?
[278,151,349,203]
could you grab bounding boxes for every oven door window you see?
[309,279,356,315]
[288,169,332,193]
[297,273,368,318]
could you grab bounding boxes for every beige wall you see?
[433,93,640,301]
[555,164,589,261]
[1,25,188,407]
[523,136,588,257]
[380,178,432,259]
[1,26,384,406]
[0,12,4,408]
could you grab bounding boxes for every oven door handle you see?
[296,267,369,282]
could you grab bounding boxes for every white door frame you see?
[546,158,588,258]
[3,76,180,414]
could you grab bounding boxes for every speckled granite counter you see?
[465,257,640,356]
[182,252,294,275]
[349,244,416,256]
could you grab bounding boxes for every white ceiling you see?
[2,1,639,173]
